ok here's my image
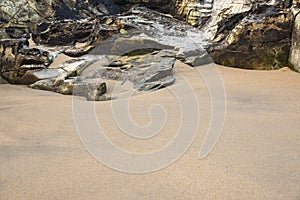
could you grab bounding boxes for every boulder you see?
[177,49,214,67]
[208,5,293,70]
[125,50,176,91]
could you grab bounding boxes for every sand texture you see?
[0,63,300,199]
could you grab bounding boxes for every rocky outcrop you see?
[171,1,296,70]
[1,0,300,100]
[27,6,210,96]
[1,4,213,99]
[208,5,293,70]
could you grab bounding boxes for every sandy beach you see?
[0,63,300,199]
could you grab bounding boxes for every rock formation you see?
[0,0,299,100]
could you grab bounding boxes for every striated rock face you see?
[208,5,293,70]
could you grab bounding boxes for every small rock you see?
[179,49,214,67]
[85,82,107,101]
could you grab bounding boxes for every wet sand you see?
[0,63,300,199]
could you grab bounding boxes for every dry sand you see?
[0,63,300,199]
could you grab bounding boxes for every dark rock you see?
[77,0,122,17]
[32,16,124,59]
[209,5,293,70]
[113,0,177,15]
[52,0,78,20]
[0,39,53,84]
[32,19,96,46]
[17,48,52,66]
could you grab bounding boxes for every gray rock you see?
[32,69,65,80]
[137,75,175,91]
[178,49,214,67]
[85,82,107,101]
[127,50,175,90]
[86,50,176,91]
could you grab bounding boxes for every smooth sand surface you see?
[0,63,300,199]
